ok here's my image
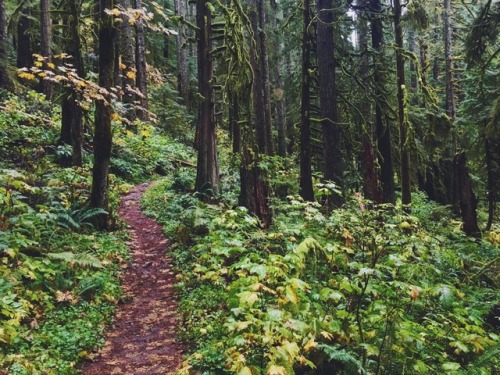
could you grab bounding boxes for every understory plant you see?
[142,169,499,375]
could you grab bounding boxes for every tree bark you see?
[60,0,85,167]
[39,0,52,99]
[248,0,269,155]
[455,152,481,238]
[0,0,11,90]
[195,0,220,196]
[371,0,395,204]
[317,0,342,206]
[175,0,189,106]
[90,0,115,229]
[119,0,137,121]
[393,0,411,205]
[229,91,241,154]
[485,138,499,230]
[135,0,148,118]
[299,0,314,201]
[16,8,32,69]
[444,0,455,120]
[270,0,287,157]
[257,0,274,155]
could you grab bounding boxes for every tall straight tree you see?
[174,0,189,106]
[90,0,115,229]
[16,7,32,69]
[119,0,137,121]
[393,0,411,205]
[40,0,52,99]
[135,0,148,118]
[299,0,314,201]
[60,0,85,166]
[316,0,342,205]
[444,0,455,121]
[0,0,11,90]
[371,0,395,203]
[194,0,220,196]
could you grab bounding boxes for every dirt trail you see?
[83,183,184,375]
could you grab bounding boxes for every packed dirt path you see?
[83,183,184,375]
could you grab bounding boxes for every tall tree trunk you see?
[0,0,11,90]
[135,0,148,118]
[175,0,189,106]
[195,0,220,196]
[90,0,115,229]
[299,0,314,201]
[257,0,274,155]
[485,138,499,230]
[317,0,342,206]
[17,8,32,69]
[229,91,241,154]
[371,0,395,204]
[270,0,287,157]
[393,0,411,205]
[357,0,382,203]
[248,0,269,155]
[444,0,455,121]
[39,0,52,99]
[119,0,137,121]
[455,152,481,238]
[60,0,85,167]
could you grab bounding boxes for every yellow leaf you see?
[111,113,120,121]
[320,330,333,340]
[267,365,287,375]
[141,130,150,137]
[126,70,136,80]
[34,61,43,67]
[18,72,36,80]
[120,63,127,70]
[303,338,317,352]
[47,62,55,69]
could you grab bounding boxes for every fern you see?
[47,251,103,269]
[52,202,108,232]
[317,344,367,375]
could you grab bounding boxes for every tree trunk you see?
[17,8,32,69]
[119,0,137,122]
[257,0,274,155]
[60,0,85,167]
[357,0,382,203]
[444,0,455,121]
[195,0,220,196]
[239,150,273,228]
[371,0,395,204]
[393,0,411,205]
[175,0,189,106]
[135,0,148,119]
[248,0,269,155]
[229,91,241,154]
[270,0,287,157]
[299,0,314,201]
[317,0,342,206]
[90,0,115,229]
[39,0,52,99]
[485,137,499,231]
[455,152,481,238]
[0,0,11,90]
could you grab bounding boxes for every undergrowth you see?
[142,166,499,375]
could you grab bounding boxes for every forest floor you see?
[82,183,185,375]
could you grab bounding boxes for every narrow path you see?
[83,183,184,375]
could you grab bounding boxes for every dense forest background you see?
[0,0,499,374]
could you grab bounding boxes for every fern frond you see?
[47,251,103,269]
[317,344,367,375]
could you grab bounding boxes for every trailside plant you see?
[143,172,499,375]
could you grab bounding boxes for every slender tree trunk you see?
[175,0,189,106]
[229,92,241,154]
[17,8,32,69]
[195,0,220,196]
[248,0,269,155]
[485,138,498,230]
[299,0,314,201]
[317,0,342,205]
[0,0,10,90]
[90,0,115,229]
[444,0,455,120]
[270,0,287,157]
[394,0,411,205]
[60,0,85,167]
[371,0,395,204]
[135,0,148,118]
[257,0,274,155]
[39,0,52,99]
[455,152,481,238]
[119,0,137,121]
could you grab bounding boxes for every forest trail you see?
[83,183,184,375]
